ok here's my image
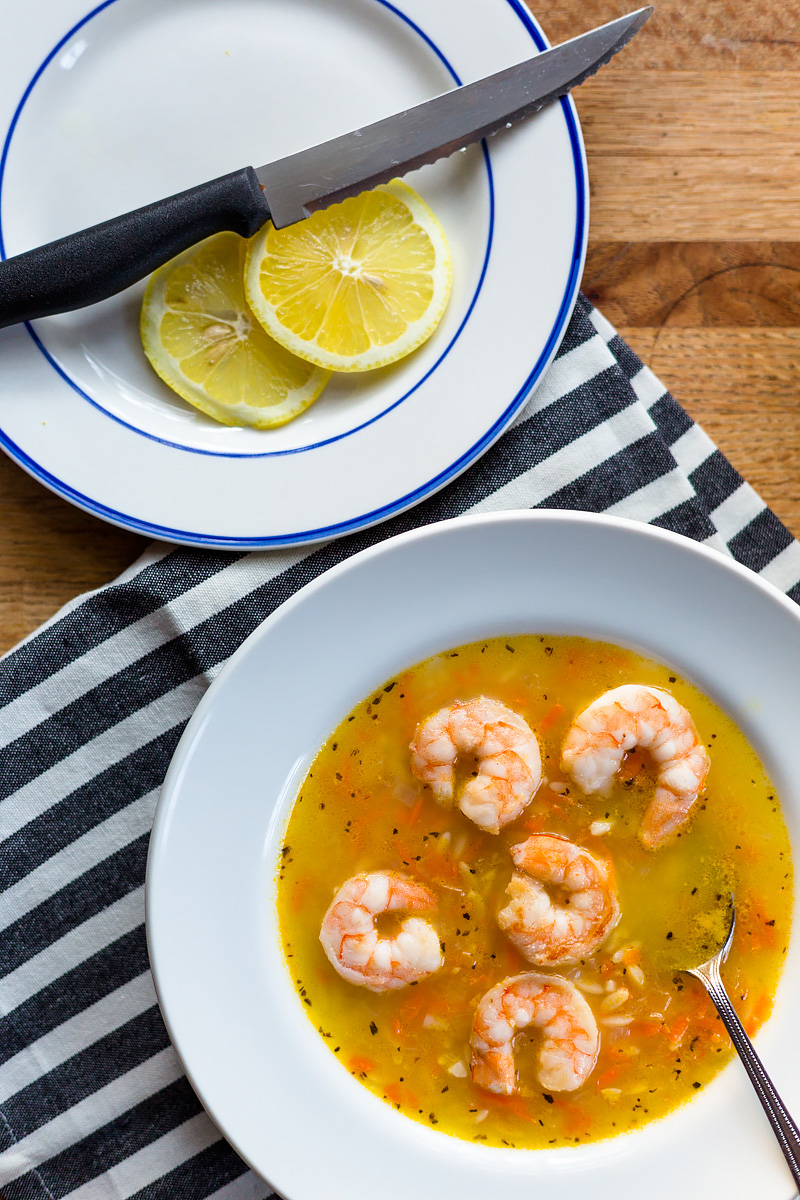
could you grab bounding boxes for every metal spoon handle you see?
[689,960,800,1188]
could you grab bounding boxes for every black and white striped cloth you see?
[1,295,798,1200]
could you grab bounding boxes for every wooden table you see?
[1,0,799,657]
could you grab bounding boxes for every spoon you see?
[680,898,800,1190]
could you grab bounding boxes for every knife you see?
[0,7,651,330]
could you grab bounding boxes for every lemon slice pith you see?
[141,232,330,428]
[244,180,453,373]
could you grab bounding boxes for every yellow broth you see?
[275,636,793,1148]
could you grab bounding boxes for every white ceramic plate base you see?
[148,512,800,1200]
[0,0,587,547]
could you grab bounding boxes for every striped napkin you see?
[1,295,798,1200]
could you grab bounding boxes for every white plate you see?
[148,511,800,1200]
[0,0,586,549]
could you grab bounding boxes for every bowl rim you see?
[146,508,800,1200]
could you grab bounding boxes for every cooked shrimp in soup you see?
[561,684,710,848]
[320,871,442,992]
[471,973,599,1094]
[277,635,792,1151]
[498,834,619,965]
[410,697,541,834]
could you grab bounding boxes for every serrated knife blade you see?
[0,7,651,327]
[260,7,651,226]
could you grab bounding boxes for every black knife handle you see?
[0,166,270,329]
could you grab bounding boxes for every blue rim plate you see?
[0,0,587,548]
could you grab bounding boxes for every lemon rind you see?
[140,236,331,430]
[244,180,453,374]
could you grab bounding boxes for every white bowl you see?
[147,510,800,1200]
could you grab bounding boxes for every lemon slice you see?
[244,180,452,373]
[141,232,330,428]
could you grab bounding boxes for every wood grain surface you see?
[1,0,799,656]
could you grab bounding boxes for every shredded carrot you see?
[689,1014,728,1040]
[524,814,547,834]
[552,1096,588,1136]
[348,1056,375,1074]
[384,1081,419,1109]
[393,989,429,1033]
[460,835,486,864]
[631,1020,664,1038]
[415,848,460,883]
[420,994,458,1019]
[291,878,312,914]
[622,946,641,967]
[745,992,772,1036]
[394,836,461,886]
[396,676,417,721]
[668,1015,690,1050]
[734,844,760,865]
[465,972,493,996]
[392,838,416,868]
[451,666,481,691]
[595,1065,621,1089]
[403,794,426,826]
[752,992,772,1025]
[488,1092,534,1122]
[537,794,564,814]
[538,703,565,731]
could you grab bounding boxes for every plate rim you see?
[0,0,588,549]
[1,0,500,464]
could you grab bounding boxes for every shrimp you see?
[561,684,710,849]
[497,834,620,965]
[319,870,442,992]
[409,697,541,834]
[471,972,599,1094]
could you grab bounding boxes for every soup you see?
[275,636,793,1149]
